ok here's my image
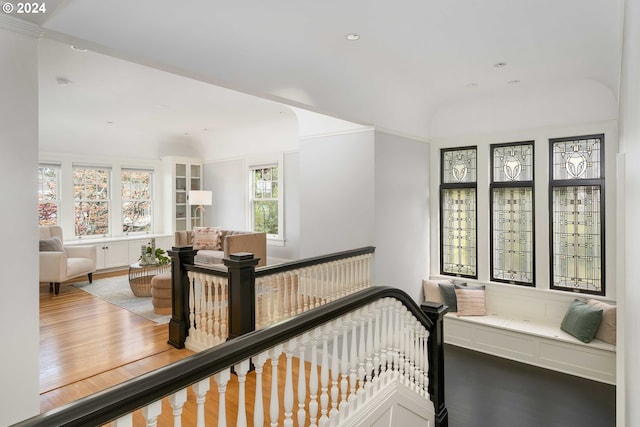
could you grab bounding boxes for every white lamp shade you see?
[188,190,212,206]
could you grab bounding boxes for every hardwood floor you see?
[39,272,195,412]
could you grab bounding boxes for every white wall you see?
[374,132,429,302]
[203,150,301,261]
[0,21,41,424]
[299,130,375,257]
[619,0,640,425]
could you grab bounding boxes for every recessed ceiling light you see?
[56,77,71,86]
[466,82,479,88]
[70,45,87,52]
[508,79,521,85]
[106,121,114,124]
[494,62,507,68]
[345,33,360,41]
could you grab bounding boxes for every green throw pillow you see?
[560,299,603,343]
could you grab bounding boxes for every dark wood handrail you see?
[254,246,376,277]
[13,286,436,427]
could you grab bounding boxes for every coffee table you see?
[128,262,170,297]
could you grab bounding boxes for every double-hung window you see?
[550,135,605,295]
[73,165,111,237]
[38,163,61,226]
[121,168,153,234]
[440,146,477,278]
[490,142,535,285]
[249,163,281,238]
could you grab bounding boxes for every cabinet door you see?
[101,241,130,269]
[175,163,188,232]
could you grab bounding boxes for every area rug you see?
[74,276,171,324]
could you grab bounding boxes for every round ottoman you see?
[151,272,173,315]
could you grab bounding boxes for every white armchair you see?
[39,226,97,295]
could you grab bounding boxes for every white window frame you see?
[38,163,61,226]
[72,164,112,238]
[121,168,154,235]
[246,153,284,246]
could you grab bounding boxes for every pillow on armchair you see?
[40,236,64,252]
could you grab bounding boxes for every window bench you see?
[429,280,616,384]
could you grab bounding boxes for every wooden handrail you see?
[13,286,443,427]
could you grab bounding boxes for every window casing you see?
[73,166,111,238]
[121,168,153,234]
[249,164,281,239]
[38,164,60,226]
[549,135,605,295]
[490,142,535,286]
[440,147,477,278]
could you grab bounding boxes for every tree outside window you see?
[38,165,60,226]
[122,169,152,233]
[251,165,279,235]
[73,167,110,237]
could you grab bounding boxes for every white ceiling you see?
[17,0,625,157]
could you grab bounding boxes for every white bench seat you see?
[430,280,617,384]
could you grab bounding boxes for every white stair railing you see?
[110,297,434,427]
[185,252,374,351]
[185,271,229,352]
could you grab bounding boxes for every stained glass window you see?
[441,147,477,278]
[490,142,535,285]
[550,135,604,295]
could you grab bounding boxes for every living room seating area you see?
[39,226,97,295]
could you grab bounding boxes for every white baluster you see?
[398,305,406,382]
[393,301,401,379]
[221,279,228,340]
[169,388,187,427]
[372,300,382,392]
[297,332,309,427]
[252,351,270,427]
[142,400,162,427]
[192,377,210,427]
[207,279,214,346]
[348,310,358,413]
[235,360,250,427]
[339,314,350,422]
[214,368,231,427]
[111,414,132,426]
[330,319,340,419]
[284,338,296,427]
[380,300,388,387]
[357,308,366,407]
[319,323,330,426]
[187,273,196,337]
[309,327,320,427]
[270,344,283,427]
[365,304,374,399]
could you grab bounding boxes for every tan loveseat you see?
[175,228,267,267]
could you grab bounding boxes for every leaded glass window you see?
[550,135,604,295]
[440,147,477,278]
[490,142,535,285]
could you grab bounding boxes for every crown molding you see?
[0,13,44,38]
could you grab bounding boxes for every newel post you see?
[224,252,260,340]
[167,246,197,349]
[421,301,449,427]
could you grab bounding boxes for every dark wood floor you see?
[445,344,616,427]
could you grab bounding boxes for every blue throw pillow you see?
[560,299,604,343]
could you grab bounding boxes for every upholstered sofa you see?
[175,228,267,267]
[39,225,97,295]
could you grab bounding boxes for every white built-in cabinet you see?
[67,235,172,271]
[162,156,203,232]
